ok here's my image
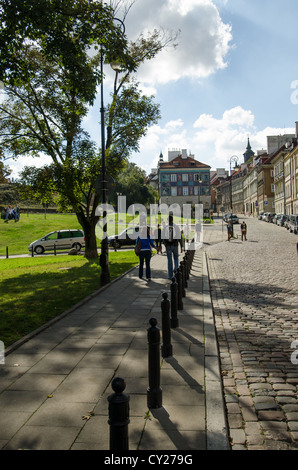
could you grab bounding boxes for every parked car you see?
[285,215,291,230]
[263,212,276,222]
[262,212,268,221]
[272,214,280,224]
[225,214,239,224]
[108,226,140,249]
[276,214,287,227]
[258,212,264,220]
[223,213,232,222]
[28,229,85,254]
[288,215,298,234]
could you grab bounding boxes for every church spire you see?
[243,137,255,163]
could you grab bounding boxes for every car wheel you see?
[72,243,81,251]
[115,241,121,249]
[34,245,45,254]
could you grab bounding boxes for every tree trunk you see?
[76,210,99,259]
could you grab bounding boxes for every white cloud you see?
[124,0,233,85]
[134,106,296,174]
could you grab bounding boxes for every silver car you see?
[29,229,85,254]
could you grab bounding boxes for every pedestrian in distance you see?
[136,226,157,281]
[162,214,183,279]
[154,223,162,254]
[227,221,233,241]
[4,205,14,223]
[240,221,247,241]
[13,204,20,222]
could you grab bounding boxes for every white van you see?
[29,229,85,254]
[288,215,298,234]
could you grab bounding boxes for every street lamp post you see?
[99,18,125,287]
[229,155,239,238]
[197,178,202,205]
[99,50,110,286]
[229,155,239,213]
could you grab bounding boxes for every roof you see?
[159,155,210,170]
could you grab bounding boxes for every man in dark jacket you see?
[162,215,183,279]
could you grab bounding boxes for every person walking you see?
[13,205,20,222]
[154,224,162,254]
[4,205,13,223]
[227,221,233,241]
[162,215,183,279]
[240,221,247,241]
[136,226,156,281]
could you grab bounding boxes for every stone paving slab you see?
[0,243,229,452]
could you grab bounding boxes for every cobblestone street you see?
[204,217,298,450]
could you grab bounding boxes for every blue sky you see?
[84,0,298,174]
[7,0,298,177]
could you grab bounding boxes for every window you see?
[183,187,189,196]
[171,174,177,182]
[46,232,58,240]
[171,186,177,196]
[194,174,202,182]
[182,174,188,182]
[60,231,72,239]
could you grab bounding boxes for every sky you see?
[6,0,298,177]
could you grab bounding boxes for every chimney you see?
[181,149,187,159]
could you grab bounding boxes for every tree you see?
[0,44,161,257]
[0,1,178,259]
[0,0,131,103]
[109,162,158,208]
[0,156,12,183]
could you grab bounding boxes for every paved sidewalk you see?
[0,245,229,451]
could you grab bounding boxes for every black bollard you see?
[180,261,186,297]
[185,252,190,280]
[176,268,184,310]
[161,292,173,358]
[108,377,130,451]
[170,276,179,328]
[182,258,188,288]
[147,318,162,409]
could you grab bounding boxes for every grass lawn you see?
[0,213,83,256]
[0,251,139,348]
[0,212,201,256]
[0,212,141,256]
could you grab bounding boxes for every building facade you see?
[158,150,211,210]
[284,141,298,215]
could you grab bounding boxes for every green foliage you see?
[0,0,131,103]
[0,2,179,259]
[0,183,20,206]
[107,82,161,157]
[109,162,158,208]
